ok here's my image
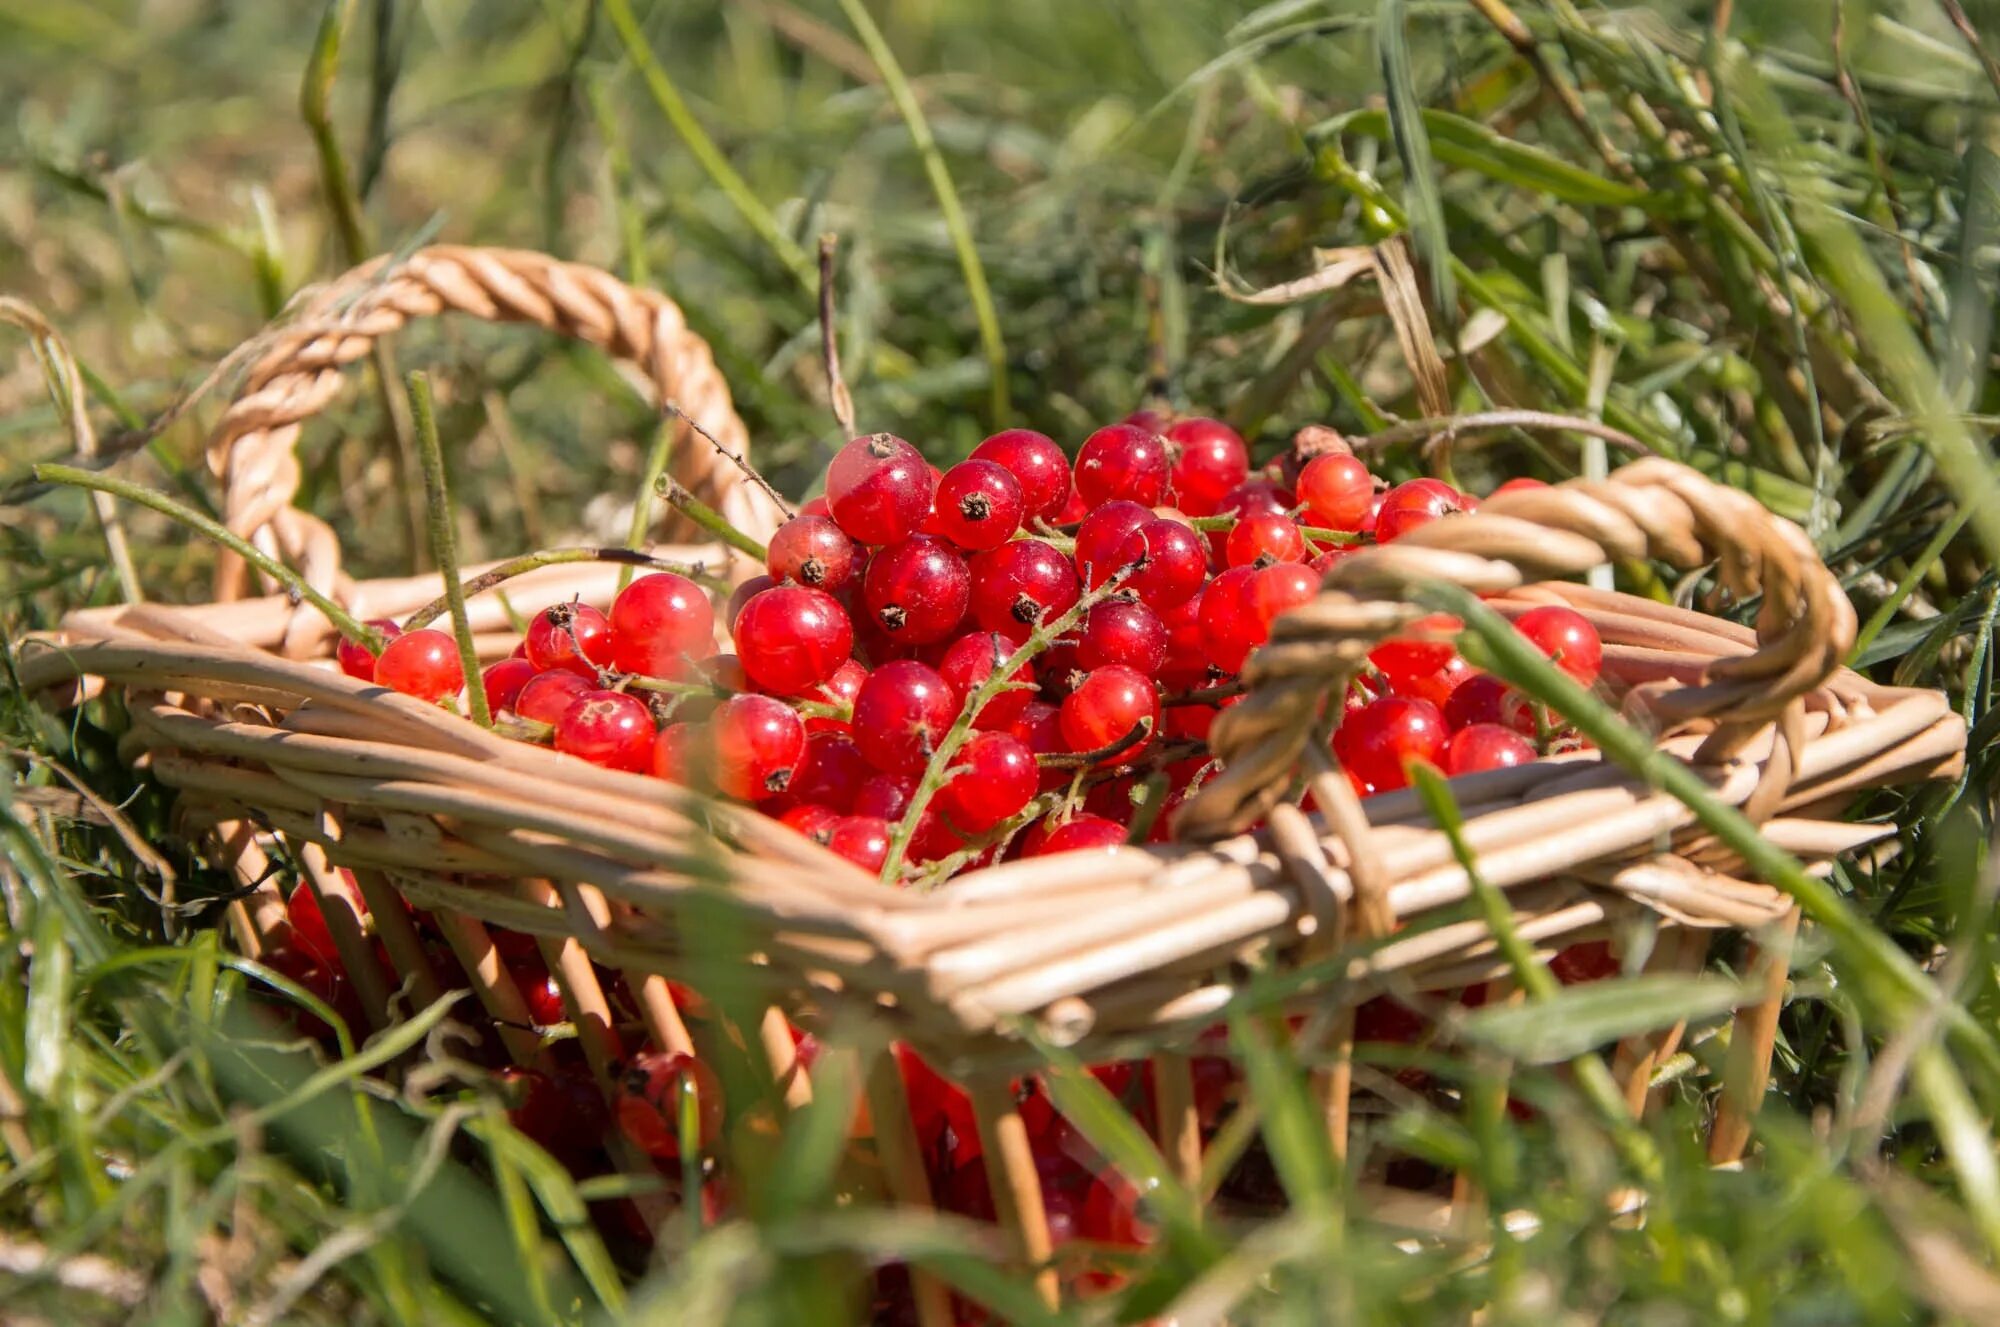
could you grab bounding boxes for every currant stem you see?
[664,401,795,521]
[1034,716,1152,770]
[401,547,727,630]
[30,462,387,654]
[407,371,491,729]
[658,477,769,560]
[1187,513,1359,545]
[622,414,683,593]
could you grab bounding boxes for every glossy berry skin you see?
[1445,723,1537,775]
[806,658,868,733]
[968,539,1080,642]
[1021,813,1126,857]
[1334,696,1447,791]
[1443,672,1535,735]
[1165,417,1250,517]
[1514,604,1603,686]
[1369,613,1463,691]
[970,429,1070,523]
[732,585,854,695]
[1009,700,1070,791]
[1115,518,1208,611]
[767,515,862,591]
[780,803,841,842]
[1225,512,1307,567]
[526,603,615,678]
[337,618,403,682]
[940,732,1037,832]
[938,631,1034,730]
[555,690,656,772]
[375,629,466,703]
[725,574,775,632]
[933,459,1025,551]
[1078,599,1168,674]
[1297,453,1375,531]
[826,815,893,872]
[515,669,591,726]
[611,573,715,677]
[650,722,692,782]
[1249,561,1320,636]
[520,967,567,1027]
[851,661,960,775]
[786,731,871,812]
[617,1051,723,1160]
[863,537,970,645]
[709,695,806,800]
[1074,424,1171,507]
[1073,501,1154,588]
[1197,566,1261,673]
[1401,654,1473,710]
[284,880,342,968]
[1159,590,1209,688]
[1060,665,1160,763]
[1493,476,1551,497]
[1374,478,1466,543]
[826,433,935,545]
[481,657,537,715]
[854,773,954,861]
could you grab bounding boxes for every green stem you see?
[30,464,384,653]
[836,0,1010,424]
[1849,503,1976,663]
[406,372,490,728]
[620,414,680,595]
[659,479,768,560]
[402,547,726,630]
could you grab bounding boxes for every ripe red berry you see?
[337,618,403,682]
[826,434,935,545]
[1493,476,1551,497]
[1374,478,1466,543]
[805,658,868,733]
[1514,604,1603,686]
[650,722,692,782]
[1115,518,1208,611]
[725,574,775,632]
[708,694,806,800]
[933,459,1025,551]
[1077,599,1168,674]
[938,631,1035,730]
[968,539,1080,642]
[1297,453,1375,531]
[284,880,342,968]
[1159,589,1209,688]
[1225,512,1307,567]
[515,668,591,726]
[1550,939,1618,984]
[1165,417,1249,517]
[555,690,656,771]
[970,429,1071,523]
[519,966,567,1027]
[787,731,871,812]
[1060,664,1160,763]
[481,657,536,715]
[1445,723,1537,775]
[851,660,960,774]
[732,584,855,695]
[1020,813,1126,857]
[375,628,466,703]
[1073,501,1155,588]
[826,815,893,872]
[1197,565,1261,673]
[780,803,841,842]
[854,773,955,861]
[1368,613,1463,691]
[767,515,862,591]
[1401,653,1474,709]
[1334,696,1447,791]
[610,573,714,677]
[1443,672,1536,735]
[864,537,970,645]
[1075,424,1170,507]
[940,732,1037,832]
[1248,561,1319,636]
[1009,699,1069,791]
[617,1051,723,1160]
[526,603,614,678]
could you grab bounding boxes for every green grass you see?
[3,0,1999,1322]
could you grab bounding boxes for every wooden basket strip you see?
[346,863,446,1012]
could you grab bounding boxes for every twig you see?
[406,372,490,727]
[1939,0,2000,106]
[818,234,856,436]
[1830,2,1930,340]
[401,548,724,631]
[657,478,769,560]
[664,401,794,521]
[1034,718,1153,770]
[1353,409,1654,457]
[623,414,687,592]
[29,464,384,652]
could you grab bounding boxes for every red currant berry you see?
[1297,453,1375,531]
[732,584,855,695]
[650,722,692,782]
[864,537,970,645]
[1075,423,1170,507]
[1034,635,1085,700]
[726,574,775,632]
[1374,478,1466,543]
[284,879,342,968]
[1060,664,1159,763]
[481,657,536,715]
[933,459,1025,551]
[1443,672,1536,736]
[610,573,714,677]
[1020,813,1126,857]
[1401,653,1474,709]
[1550,939,1618,984]
[519,966,567,1027]
[1368,613,1463,691]
[780,803,841,843]
[940,732,1037,832]
[1115,518,1208,611]
[555,690,655,771]
[1159,589,1209,688]
[515,669,591,726]
[1445,723,1537,775]
[826,815,893,872]
[938,631,1034,730]
[787,731,871,812]
[1225,512,1307,567]
[826,433,935,545]
[854,773,954,861]
[1334,696,1447,791]
[805,658,868,733]
[1514,604,1603,686]
[1493,476,1550,497]
[337,618,402,682]
[767,515,862,591]
[1009,699,1069,791]
[1248,561,1319,635]
[970,428,1071,523]
[1197,565,1261,673]
[375,629,466,703]
[1073,501,1154,588]
[1056,486,1088,523]
[968,539,1080,642]
[1077,599,1168,674]
[526,602,614,678]
[1165,417,1249,517]
[617,1051,723,1160]
[711,694,806,800]
[851,660,959,775]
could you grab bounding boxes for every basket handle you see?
[206,245,786,606]
[1179,458,1859,839]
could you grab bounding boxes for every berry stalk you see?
[401,547,726,631]
[407,371,491,729]
[657,477,768,561]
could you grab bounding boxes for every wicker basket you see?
[23,247,1968,1317]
